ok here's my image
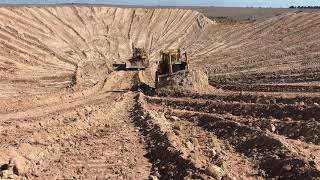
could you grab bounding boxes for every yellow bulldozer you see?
[125,46,149,70]
[155,49,189,88]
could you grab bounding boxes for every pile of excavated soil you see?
[157,69,216,94]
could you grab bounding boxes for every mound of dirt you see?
[157,69,216,94]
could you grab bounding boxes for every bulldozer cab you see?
[155,49,190,88]
[157,49,189,75]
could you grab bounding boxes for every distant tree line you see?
[289,6,320,9]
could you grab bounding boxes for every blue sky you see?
[0,0,319,8]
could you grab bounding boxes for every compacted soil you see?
[0,5,319,179]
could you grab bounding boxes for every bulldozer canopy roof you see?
[160,49,179,55]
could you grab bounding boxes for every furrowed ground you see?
[0,6,319,179]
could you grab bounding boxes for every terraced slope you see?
[0,6,213,98]
[0,6,319,179]
[201,12,320,92]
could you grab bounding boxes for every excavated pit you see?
[0,7,216,97]
[1,5,320,179]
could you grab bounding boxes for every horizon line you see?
[0,3,293,8]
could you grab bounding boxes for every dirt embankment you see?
[0,6,215,99]
[0,5,320,180]
[156,69,216,94]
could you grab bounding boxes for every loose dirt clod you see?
[10,156,28,176]
[267,123,276,132]
[205,165,225,178]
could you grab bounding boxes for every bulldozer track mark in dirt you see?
[145,95,320,121]
[136,96,262,179]
[138,93,320,179]
[144,94,320,144]
[0,91,122,121]
[1,6,320,179]
[169,110,320,179]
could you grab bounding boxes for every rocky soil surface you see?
[0,5,320,179]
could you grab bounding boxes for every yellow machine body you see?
[155,49,189,87]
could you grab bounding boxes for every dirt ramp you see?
[157,69,216,94]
